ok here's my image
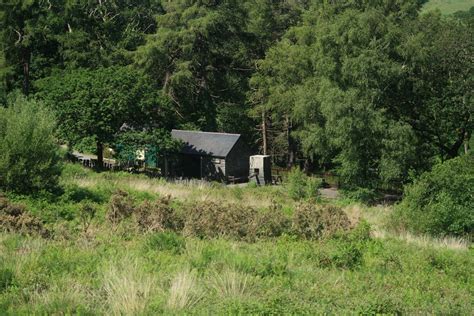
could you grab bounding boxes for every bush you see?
[106,190,135,224]
[0,94,62,193]
[0,194,47,236]
[247,204,291,241]
[144,231,185,254]
[292,203,351,239]
[286,167,322,200]
[78,201,97,232]
[135,196,182,232]
[183,201,254,239]
[391,155,474,239]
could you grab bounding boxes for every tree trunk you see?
[464,131,470,154]
[446,129,466,159]
[96,141,104,170]
[262,110,267,155]
[22,48,30,95]
[286,116,295,169]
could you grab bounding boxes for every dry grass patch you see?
[167,270,203,311]
[209,269,255,299]
[373,229,470,251]
[102,257,156,315]
[0,195,48,237]
[74,176,276,208]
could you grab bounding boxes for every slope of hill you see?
[423,0,474,14]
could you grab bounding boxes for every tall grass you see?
[102,258,156,315]
[209,269,254,299]
[1,164,472,314]
[167,270,203,311]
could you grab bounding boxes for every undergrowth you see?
[0,164,472,314]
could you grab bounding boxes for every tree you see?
[0,0,62,95]
[396,12,473,160]
[251,1,473,188]
[0,0,162,97]
[34,66,173,168]
[135,0,256,138]
[0,93,62,193]
[57,0,163,69]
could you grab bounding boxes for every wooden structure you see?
[169,130,250,182]
[249,155,272,185]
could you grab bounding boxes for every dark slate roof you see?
[171,129,241,158]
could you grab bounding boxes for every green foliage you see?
[0,0,162,95]
[0,170,473,314]
[78,201,96,232]
[34,66,173,167]
[73,136,97,155]
[135,0,257,136]
[392,155,474,239]
[114,129,181,166]
[0,268,14,292]
[144,231,185,254]
[342,187,378,204]
[251,2,473,188]
[0,94,62,193]
[286,167,322,200]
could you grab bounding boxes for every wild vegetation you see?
[0,1,473,314]
[0,164,472,314]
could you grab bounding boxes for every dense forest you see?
[1,0,473,191]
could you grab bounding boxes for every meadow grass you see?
[423,0,474,15]
[0,164,472,314]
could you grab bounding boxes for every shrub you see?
[0,194,47,236]
[331,242,363,269]
[135,196,182,232]
[292,203,351,239]
[106,190,135,224]
[305,177,323,200]
[0,94,62,193]
[287,167,307,200]
[183,201,254,239]
[286,168,322,200]
[391,155,474,239]
[247,204,291,241]
[78,201,97,232]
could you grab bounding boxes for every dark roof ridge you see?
[171,129,241,137]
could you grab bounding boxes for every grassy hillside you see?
[423,0,474,14]
[0,165,472,314]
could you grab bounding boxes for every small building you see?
[170,129,251,182]
[249,155,272,185]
